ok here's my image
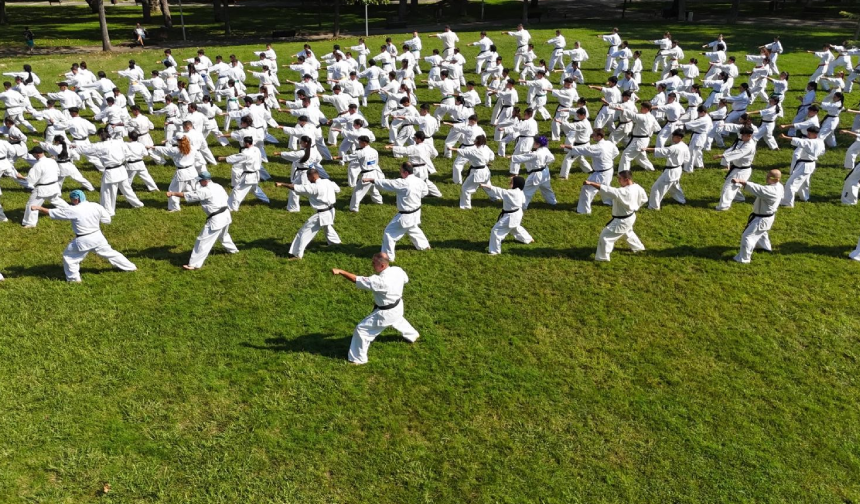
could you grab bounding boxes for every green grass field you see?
[1,21,860,503]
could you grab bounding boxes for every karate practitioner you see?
[166,171,239,270]
[642,129,690,210]
[503,24,532,73]
[715,126,757,211]
[432,26,459,59]
[615,101,661,172]
[732,170,784,263]
[74,128,144,216]
[450,134,496,209]
[584,170,648,262]
[221,136,268,212]
[363,162,430,262]
[510,135,557,209]
[275,168,341,259]
[18,145,68,228]
[388,131,441,197]
[31,190,136,282]
[778,127,826,208]
[480,176,534,255]
[332,252,419,365]
[564,128,618,214]
[340,135,384,212]
[556,107,594,179]
[599,28,622,72]
[150,136,199,212]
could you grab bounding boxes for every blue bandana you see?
[70,190,86,202]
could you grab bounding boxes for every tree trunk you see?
[677,0,686,20]
[521,0,528,24]
[142,0,152,22]
[97,0,112,51]
[159,0,173,28]
[86,0,99,14]
[530,0,538,9]
[213,0,222,21]
[333,0,341,37]
[222,0,231,35]
[729,0,740,23]
[0,0,7,25]
[398,0,407,21]
[411,0,418,10]
[317,0,321,27]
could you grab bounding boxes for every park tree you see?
[729,0,740,23]
[97,0,112,51]
[160,0,173,28]
[0,0,7,25]
[141,0,152,22]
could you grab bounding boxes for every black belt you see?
[58,158,71,163]
[35,180,58,186]
[725,165,752,180]
[527,166,548,174]
[573,141,588,146]
[662,165,681,171]
[412,163,426,167]
[617,121,631,126]
[466,164,488,177]
[606,213,634,227]
[316,204,335,213]
[497,207,520,221]
[75,230,98,238]
[824,115,839,119]
[745,212,774,231]
[72,136,88,141]
[373,298,401,311]
[242,170,258,174]
[460,143,474,147]
[104,164,124,170]
[359,168,377,174]
[207,206,229,221]
[126,159,143,164]
[761,120,774,123]
[398,206,421,215]
[296,166,310,171]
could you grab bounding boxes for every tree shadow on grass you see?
[508,245,595,260]
[240,333,408,360]
[236,237,288,258]
[3,263,106,280]
[126,245,189,267]
[429,238,486,253]
[683,198,720,210]
[645,245,736,259]
[777,241,851,258]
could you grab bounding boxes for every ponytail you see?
[54,135,69,161]
[299,136,312,164]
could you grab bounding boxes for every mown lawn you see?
[0,22,859,503]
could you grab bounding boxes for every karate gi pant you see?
[781,161,816,207]
[101,179,144,216]
[842,163,860,205]
[846,69,860,93]
[349,178,383,211]
[188,220,238,268]
[459,167,494,209]
[62,235,137,282]
[58,163,95,192]
[451,155,470,184]
[168,177,199,211]
[523,169,557,209]
[550,110,570,141]
[819,117,839,148]
[844,140,860,169]
[649,167,686,210]
[508,137,534,174]
[849,235,860,261]
[127,168,158,192]
[753,122,778,150]
[594,105,615,130]
[548,49,565,72]
[734,214,774,263]
[618,137,655,172]
[348,303,419,365]
[656,122,680,148]
[489,214,532,255]
[559,149,593,179]
[229,180,269,211]
[716,167,752,210]
[381,212,430,262]
[532,96,551,121]
[22,192,68,227]
[596,214,644,261]
[577,169,613,214]
[289,208,341,258]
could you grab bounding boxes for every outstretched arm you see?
[332,268,357,283]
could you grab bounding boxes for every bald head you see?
[372,252,390,272]
[767,169,782,184]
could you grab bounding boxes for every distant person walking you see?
[23,27,35,53]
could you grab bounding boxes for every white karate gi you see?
[484,185,532,254]
[595,183,648,261]
[22,156,68,227]
[375,175,430,262]
[348,265,419,364]
[716,138,757,211]
[280,147,323,212]
[735,181,784,263]
[567,139,618,214]
[505,118,538,175]
[184,182,239,268]
[601,33,622,72]
[753,106,780,150]
[38,142,94,192]
[153,145,200,211]
[77,139,144,216]
[458,145,496,209]
[648,142,690,210]
[123,141,157,192]
[48,201,136,281]
[512,146,557,209]
[842,160,860,205]
[617,111,660,172]
[781,137,826,207]
[346,146,384,211]
[558,119,594,179]
[289,179,342,258]
[227,146,269,211]
[393,143,441,197]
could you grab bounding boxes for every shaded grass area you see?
[0,22,860,503]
